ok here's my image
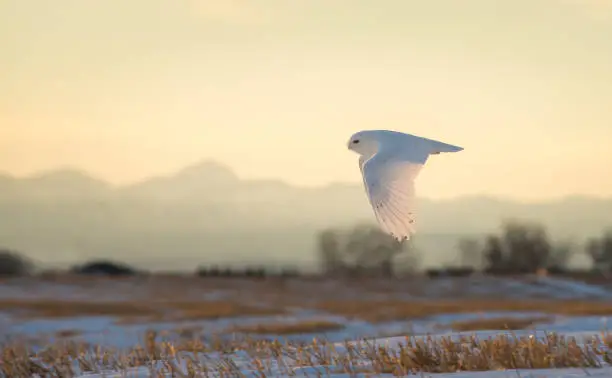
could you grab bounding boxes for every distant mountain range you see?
[1,160,610,271]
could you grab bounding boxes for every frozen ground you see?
[3,274,612,377]
[69,367,612,378]
[30,330,612,377]
[69,363,612,377]
[2,273,611,303]
[7,309,612,351]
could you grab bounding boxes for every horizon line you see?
[0,159,610,204]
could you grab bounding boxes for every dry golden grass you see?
[5,296,612,325]
[227,320,345,335]
[344,332,608,374]
[4,296,612,332]
[443,316,554,332]
[172,325,203,339]
[314,299,612,322]
[167,302,281,322]
[115,302,283,324]
[54,329,82,339]
[2,330,612,377]
[0,299,283,322]
[0,299,152,318]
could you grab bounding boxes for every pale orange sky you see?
[1,0,611,200]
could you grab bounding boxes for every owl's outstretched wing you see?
[361,151,427,241]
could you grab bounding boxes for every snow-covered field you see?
[2,274,612,377]
[46,330,612,378]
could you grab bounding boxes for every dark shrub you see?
[71,260,136,276]
[445,267,475,277]
[0,249,34,276]
[279,267,299,278]
[547,265,569,275]
[426,269,442,278]
[243,266,266,279]
[587,229,612,272]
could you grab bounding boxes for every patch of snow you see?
[70,366,612,378]
[532,275,612,299]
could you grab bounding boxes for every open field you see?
[3,273,612,377]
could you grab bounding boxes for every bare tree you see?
[505,221,550,272]
[318,229,344,275]
[457,237,483,269]
[484,235,505,272]
[346,224,406,275]
[547,240,576,271]
[317,224,419,276]
[484,220,552,274]
[586,229,612,272]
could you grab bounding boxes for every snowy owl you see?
[347,129,463,242]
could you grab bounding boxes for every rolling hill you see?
[0,160,610,271]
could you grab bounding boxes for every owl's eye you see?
[352,140,360,144]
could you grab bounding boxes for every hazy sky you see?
[1,0,611,200]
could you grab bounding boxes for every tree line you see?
[0,220,610,277]
[318,220,612,277]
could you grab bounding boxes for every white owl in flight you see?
[347,129,463,242]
